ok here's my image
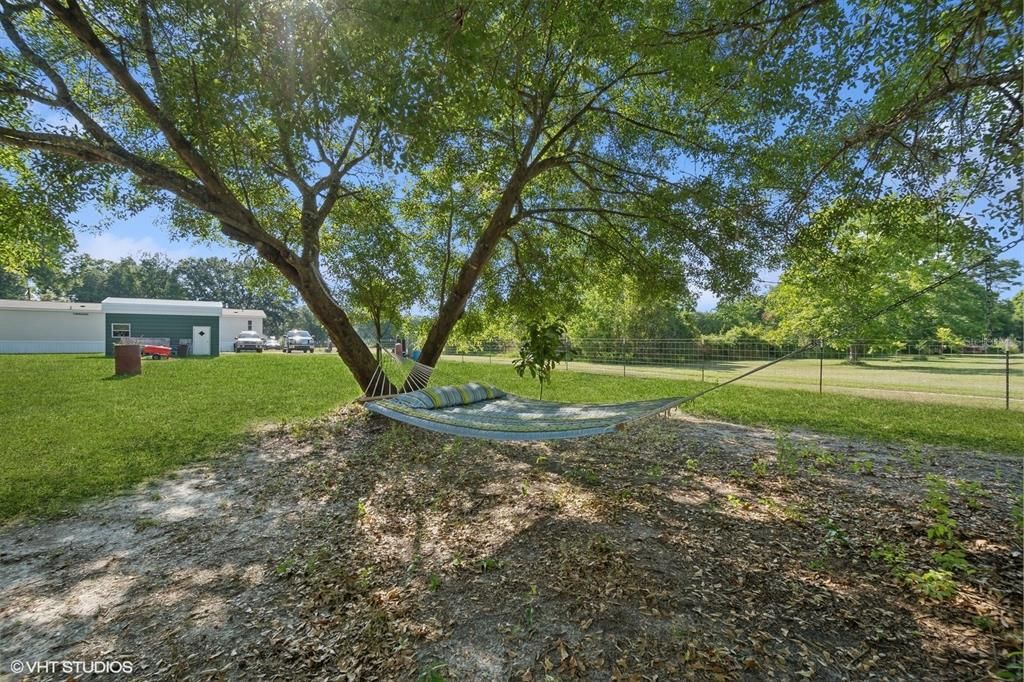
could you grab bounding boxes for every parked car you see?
[284,329,315,353]
[234,330,265,353]
[264,336,281,351]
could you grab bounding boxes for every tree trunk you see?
[417,170,528,367]
[438,195,454,315]
[298,281,383,390]
[256,239,383,391]
[374,317,383,363]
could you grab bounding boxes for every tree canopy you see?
[764,197,1022,355]
[0,0,1019,387]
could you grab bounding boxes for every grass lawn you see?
[1,353,1021,521]
[441,353,1024,408]
[0,353,358,520]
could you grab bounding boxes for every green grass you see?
[1,353,1020,521]
[442,353,1024,408]
[0,353,358,520]
[435,363,1024,454]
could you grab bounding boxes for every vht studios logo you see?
[9,659,134,675]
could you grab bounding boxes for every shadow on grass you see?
[857,361,1019,377]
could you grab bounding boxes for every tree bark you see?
[297,278,383,390]
[417,170,529,367]
[251,236,382,390]
[438,190,454,315]
[374,316,383,363]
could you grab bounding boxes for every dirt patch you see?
[1,409,1021,680]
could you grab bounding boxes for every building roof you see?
[101,297,224,316]
[223,308,267,319]
[0,297,268,319]
[0,299,102,313]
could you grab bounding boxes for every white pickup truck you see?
[283,329,315,353]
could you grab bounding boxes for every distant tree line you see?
[0,254,310,337]
[3,201,1019,354]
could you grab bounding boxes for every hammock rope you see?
[360,236,1023,441]
[361,349,434,400]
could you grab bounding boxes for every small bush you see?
[907,569,957,600]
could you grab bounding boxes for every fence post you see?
[819,340,824,395]
[1007,350,1011,411]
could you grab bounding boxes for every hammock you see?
[359,350,685,441]
[357,238,1021,442]
[364,391,683,441]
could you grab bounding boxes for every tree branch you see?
[41,0,241,210]
[136,0,166,105]
[661,0,828,42]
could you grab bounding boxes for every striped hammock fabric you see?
[363,391,683,441]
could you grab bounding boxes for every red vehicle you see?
[142,344,172,359]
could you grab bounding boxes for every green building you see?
[101,298,222,357]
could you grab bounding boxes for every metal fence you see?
[433,337,1020,361]
[391,337,1023,411]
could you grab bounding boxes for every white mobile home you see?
[0,300,105,353]
[219,308,267,352]
[0,297,267,355]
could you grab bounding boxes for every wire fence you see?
[440,337,1021,363]
[367,337,1024,411]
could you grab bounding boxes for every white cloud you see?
[75,233,213,262]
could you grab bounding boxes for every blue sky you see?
[74,205,235,261]
[73,204,1023,313]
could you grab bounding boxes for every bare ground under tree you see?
[1,409,1021,680]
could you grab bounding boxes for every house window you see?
[247,320,253,331]
[111,323,131,338]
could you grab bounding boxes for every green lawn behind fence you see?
[440,353,1024,409]
[439,363,1024,454]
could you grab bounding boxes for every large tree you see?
[691,295,768,335]
[0,0,1018,388]
[764,197,1021,358]
[325,188,422,354]
[566,274,697,341]
[1011,290,1024,343]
